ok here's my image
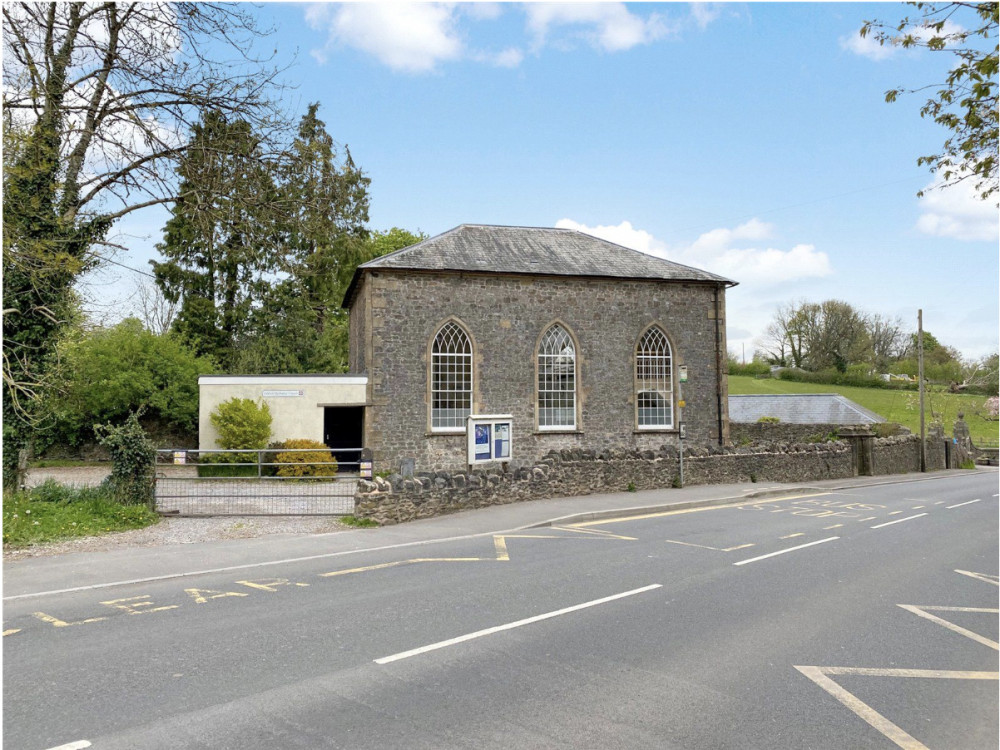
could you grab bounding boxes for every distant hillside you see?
[727,376,998,445]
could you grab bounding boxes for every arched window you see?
[636,326,673,428]
[537,324,576,430]
[431,321,473,430]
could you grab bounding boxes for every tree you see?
[755,301,815,368]
[806,300,871,373]
[861,2,999,201]
[130,277,178,335]
[864,312,906,371]
[281,103,371,335]
[3,2,284,473]
[152,110,283,364]
[39,318,216,449]
[231,227,426,375]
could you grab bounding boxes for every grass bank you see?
[3,480,159,548]
[728,375,998,445]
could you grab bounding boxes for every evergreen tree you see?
[152,111,282,365]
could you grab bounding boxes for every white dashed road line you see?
[733,537,839,567]
[946,498,981,509]
[375,584,662,664]
[45,741,91,750]
[870,513,927,529]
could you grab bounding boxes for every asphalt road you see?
[4,471,997,750]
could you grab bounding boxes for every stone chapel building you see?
[342,224,735,473]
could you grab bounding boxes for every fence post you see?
[258,450,262,479]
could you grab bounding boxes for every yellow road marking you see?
[320,557,485,577]
[664,539,754,552]
[898,604,999,650]
[3,628,22,637]
[32,612,107,628]
[185,588,249,604]
[779,533,804,539]
[860,516,876,521]
[551,525,637,540]
[824,524,843,530]
[493,535,510,561]
[236,578,310,592]
[100,595,178,615]
[955,569,1000,586]
[796,665,998,750]
[571,493,830,527]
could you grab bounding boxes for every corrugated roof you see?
[343,224,735,307]
[729,394,885,425]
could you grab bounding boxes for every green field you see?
[728,375,999,445]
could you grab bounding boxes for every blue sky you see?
[98,2,999,360]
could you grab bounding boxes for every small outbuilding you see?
[199,374,368,456]
[728,394,885,425]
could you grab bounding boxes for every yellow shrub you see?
[272,439,338,477]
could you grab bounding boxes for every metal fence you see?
[154,448,367,516]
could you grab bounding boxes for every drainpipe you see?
[714,284,725,446]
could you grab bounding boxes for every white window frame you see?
[537,324,577,431]
[430,321,473,433]
[636,326,673,429]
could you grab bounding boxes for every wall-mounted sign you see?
[262,390,304,398]
[679,365,688,383]
[467,414,513,465]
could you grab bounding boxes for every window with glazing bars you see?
[431,322,472,430]
[537,324,576,429]
[636,326,673,428]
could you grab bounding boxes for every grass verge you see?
[728,376,998,444]
[3,480,159,548]
[339,515,379,528]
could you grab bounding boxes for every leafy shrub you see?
[728,360,771,377]
[757,416,781,424]
[210,398,272,450]
[272,439,338,477]
[94,412,157,507]
[196,451,259,478]
[38,318,216,449]
[777,367,915,391]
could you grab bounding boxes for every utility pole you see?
[918,309,926,472]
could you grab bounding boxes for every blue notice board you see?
[467,415,514,465]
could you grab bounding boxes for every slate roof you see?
[343,224,735,307]
[729,394,886,425]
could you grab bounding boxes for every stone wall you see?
[354,270,729,474]
[354,440,855,525]
[730,422,845,445]
[871,435,922,475]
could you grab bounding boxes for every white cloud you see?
[841,19,965,61]
[475,47,525,68]
[557,217,831,286]
[916,177,999,242]
[839,32,895,61]
[556,217,835,360]
[689,3,722,31]
[307,3,463,73]
[525,3,674,53]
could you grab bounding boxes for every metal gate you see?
[154,448,367,516]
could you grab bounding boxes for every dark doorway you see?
[324,407,364,469]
